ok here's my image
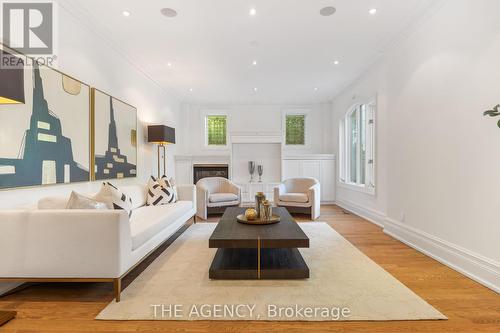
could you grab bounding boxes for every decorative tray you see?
[236,214,281,225]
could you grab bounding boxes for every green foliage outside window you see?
[207,115,227,145]
[286,115,305,145]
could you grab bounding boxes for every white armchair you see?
[274,178,321,219]
[196,177,241,220]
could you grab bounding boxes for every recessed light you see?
[252,60,258,66]
[161,8,178,17]
[320,6,336,16]
[333,60,340,65]
[369,8,377,15]
[249,8,257,16]
[314,87,319,91]
[189,88,193,92]
[122,10,131,17]
[253,87,258,92]
[167,62,172,67]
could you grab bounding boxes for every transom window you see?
[339,102,376,194]
[205,115,227,146]
[285,114,306,145]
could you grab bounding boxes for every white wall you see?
[178,103,333,156]
[332,0,500,291]
[0,2,181,210]
[0,2,182,295]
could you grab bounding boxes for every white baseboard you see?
[333,198,499,293]
[384,217,500,294]
[334,198,386,227]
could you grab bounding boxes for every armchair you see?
[274,178,321,219]
[196,177,241,219]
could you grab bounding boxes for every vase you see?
[255,192,266,218]
[257,165,263,182]
[248,161,255,182]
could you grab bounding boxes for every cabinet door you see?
[301,160,321,180]
[282,160,301,180]
[175,161,192,185]
[238,183,251,203]
[320,160,336,202]
[249,183,265,199]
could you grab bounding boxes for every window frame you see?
[203,111,229,150]
[338,100,376,195]
[282,109,311,149]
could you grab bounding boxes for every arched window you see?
[339,101,376,194]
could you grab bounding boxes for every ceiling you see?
[61,0,438,105]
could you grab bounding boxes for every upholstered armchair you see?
[274,178,321,219]
[196,177,241,220]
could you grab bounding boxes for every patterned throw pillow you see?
[147,175,177,205]
[94,182,133,217]
[159,175,178,202]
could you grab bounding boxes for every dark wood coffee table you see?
[209,207,310,279]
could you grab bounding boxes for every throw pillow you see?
[146,176,177,205]
[38,196,70,209]
[160,175,178,202]
[66,191,108,210]
[94,182,133,216]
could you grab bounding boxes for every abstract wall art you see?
[0,45,91,189]
[92,88,137,180]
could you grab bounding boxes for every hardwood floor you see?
[1,205,499,332]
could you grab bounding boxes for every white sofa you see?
[274,178,321,219]
[0,184,196,302]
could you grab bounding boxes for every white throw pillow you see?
[94,182,133,216]
[66,191,108,210]
[146,175,177,205]
[37,196,69,209]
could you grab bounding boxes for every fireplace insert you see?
[193,164,229,184]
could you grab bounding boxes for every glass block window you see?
[206,115,227,146]
[285,114,306,145]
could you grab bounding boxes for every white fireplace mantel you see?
[229,133,282,144]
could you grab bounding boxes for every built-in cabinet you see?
[175,159,192,185]
[175,153,335,203]
[282,155,336,203]
[236,182,281,204]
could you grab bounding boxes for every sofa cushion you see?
[121,185,147,210]
[209,193,238,203]
[129,201,192,250]
[146,176,177,206]
[94,182,133,217]
[159,176,178,202]
[279,193,309,203]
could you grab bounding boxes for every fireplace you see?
[193,164,229,184]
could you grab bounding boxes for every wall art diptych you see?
[0,45,90,189]
[92,89,137,180]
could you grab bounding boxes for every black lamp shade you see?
[0,49,25,104]
[148,125,175,144]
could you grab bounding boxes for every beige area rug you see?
[97,223,446,321]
